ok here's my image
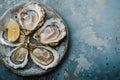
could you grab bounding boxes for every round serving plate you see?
[0,2,68,76]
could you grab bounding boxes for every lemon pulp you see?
[7,18,20,42]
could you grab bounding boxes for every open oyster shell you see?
[30,46,59,70]
[17,2,45,35]
[0,30,26,47]
[34,18,66,46]
[6,46,28,69]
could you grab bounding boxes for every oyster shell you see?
[34,18,66,46]
[7,46,28,69]
[30,46,59,70]
[17,2,45,35]
[0,30,26,47]
[0,18,27,47]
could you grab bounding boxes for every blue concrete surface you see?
[0,0,120,80]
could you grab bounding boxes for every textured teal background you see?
[0,0,120,80]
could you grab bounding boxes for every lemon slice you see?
[7,18,20,42]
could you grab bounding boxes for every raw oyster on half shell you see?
[6,45,28,69]
[0,19,26,47]
[30,45,59,70]
[17,2,45,35]
[34,18,66,46]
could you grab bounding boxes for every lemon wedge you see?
[7,18,20,42]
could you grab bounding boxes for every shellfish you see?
[17,2,45,35]
[34,18,66,46]
[30,45,59,70]
[6,45,28,69]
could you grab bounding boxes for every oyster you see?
[30,46,59,70]
[7,46,28,69]
[34,18,66,46]
[17,2,45,35]
[0,19,26,47]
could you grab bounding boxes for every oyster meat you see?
[17,2,45,35]
[30,46,59,70]
[34,18,66,46]
[7,46,28,69]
